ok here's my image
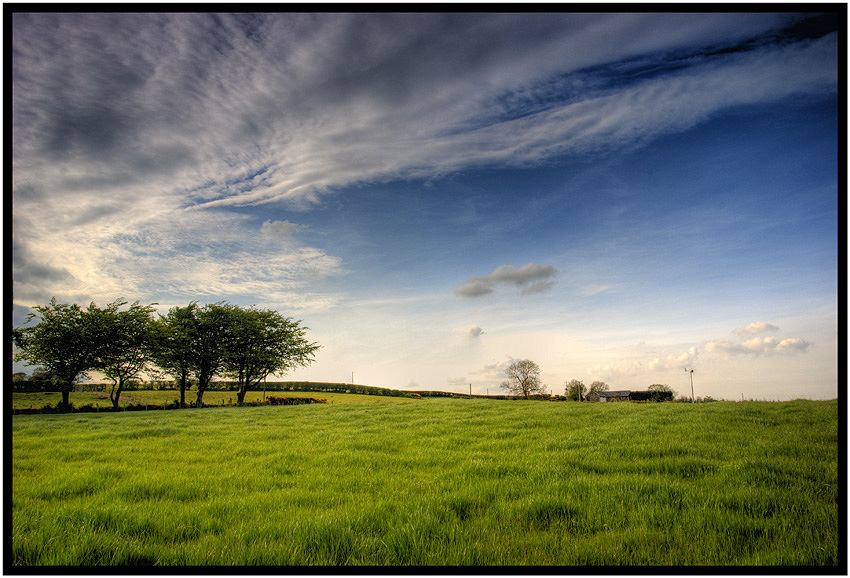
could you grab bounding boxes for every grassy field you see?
[11,396,838,567]
[10,389,403,410]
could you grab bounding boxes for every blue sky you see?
[11,11,841,399]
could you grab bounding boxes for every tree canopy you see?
[92,300,158,409]
[13,298,320,408]
[565,379,587,401]
[152,303,199,407]
[222,306,320,404]
[13,299,104,405]
[501,359,546,399]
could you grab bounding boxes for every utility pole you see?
[685,368,694,403]
[469,383,472,398]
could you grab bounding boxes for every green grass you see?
[11,398,838,566]
[10,389,396,410]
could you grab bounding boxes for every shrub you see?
[265,395,327,406]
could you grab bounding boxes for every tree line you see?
[12,298,320,409]
[501,359,678,401]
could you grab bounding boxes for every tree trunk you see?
[236,388,246,405]
[195,388,205,408]
[110,379,123,410]
[61,387,71,407]
[179,372,187,408]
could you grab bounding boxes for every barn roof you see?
[598,390,631,397]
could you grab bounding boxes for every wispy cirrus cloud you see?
[12,13,836,310]
[14,13,830,214]
[455,264,557,298]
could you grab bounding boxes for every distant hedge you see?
[630,391,674,402]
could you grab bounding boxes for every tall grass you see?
[11,398,838,566]
[10,389,393,410]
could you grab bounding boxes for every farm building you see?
[597,390,632,402]
[588,390,674,402]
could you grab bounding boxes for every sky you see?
[11,11,841,400]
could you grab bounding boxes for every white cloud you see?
[591,323,814,384]
[261,220,304,238]
[588,326,817,384]
[470,360,514,379]
[455,264,557,298]
[733,321,780,335]
[449,357,518,385]
[12,202,343,312]
[585,347,697,383]
[647,347,699,370]
[705,336,812,357]
[587,362,646,382]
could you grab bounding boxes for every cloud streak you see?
[14,14,832,213]
[11,12,837,315]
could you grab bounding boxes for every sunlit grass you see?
[11,389,398,409]
[12,398,838,566]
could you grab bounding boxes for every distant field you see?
[11,398,838,566]
[10,389,404,410]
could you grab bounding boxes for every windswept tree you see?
[92,300,158,410]
[224,307,320,404]
[153,303,199,408]
[12,298,104,406]
[501,359,545,399]
[565,379,587,401]
[191,302,239,407]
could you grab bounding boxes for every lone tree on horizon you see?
[501,359,546,399]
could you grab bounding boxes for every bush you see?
[264,395,327,406]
